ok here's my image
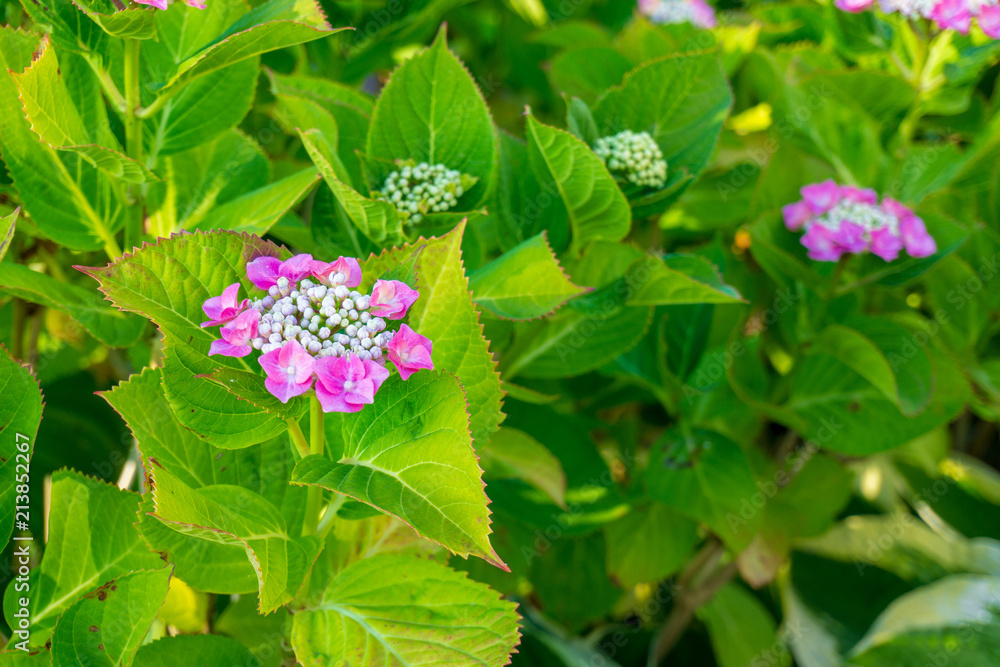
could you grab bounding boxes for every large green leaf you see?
[0,264,145,347]
[85,7,157,40]
[360,222,505,444]
[604,502,698,588]
[102,368,306,594]
[626,254,746,305]
[50,568,171,667]
[192,168,320,234]
[291,555,520,666]
[846,575,1000,666]
[366,27,497,209]
[79,230,291,447]
[815,316,934,417]
[469,233,588,320]
[0,28,122,252]
[592,51,732,215]
[698,584,788,667]
[292,371,503,568]
[149,464,322,614]
[0,347,43,552]
[0,208,17,263]
[133,635,259,667]
[525,114,631,252]
[13,40,156,184]
[299,128,404,247]
[479,427,567,508]
[645,427,761,550]
[1,470,163,645]
[547,47,633,104]
[153,0,340,95]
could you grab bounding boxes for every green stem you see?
[86,55,126,113]
[301,395,325,538]
[123,39,144,253]
[317,495,347,540]
[286,418,310,458]
[11,299,26,361]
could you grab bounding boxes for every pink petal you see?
[134,0,168,8]
[840,186,878,205]
[900,216,937,258]
[782,200,813,231]
[201,283,246,327]
[831,221,868,254]
[209,340,252,358]
[835,0,874,11]
[363,359,390,394]
[183,0,206,7]
[247,256,283,290]
[931,0,971,32]
[800,224,844,262]
[690,0,717,27]
[801,180,841,215]
[980,6,1000,38]
[388,324,434,380]
[265,375,313,403]
[280,254,315,283]
[370,280,420,320]
[220,308,260,345]
[870,227,903,262]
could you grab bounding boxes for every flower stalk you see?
[123,38,144,253]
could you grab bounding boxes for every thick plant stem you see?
[287,418,310,458]
[301,395,325,538]
[123,39,144,253]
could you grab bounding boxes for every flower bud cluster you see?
[638,0,718,28]
[372,162,471,225]
[593,130,668,190]
[251,277,389,361]
[783,180,937,262]
[837,0,999,39]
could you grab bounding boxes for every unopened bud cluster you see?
[594,130,668,190]
[251,277,388,361]
[372,162,472,225]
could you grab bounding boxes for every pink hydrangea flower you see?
[835,0,875,10]
[840,186,878,205]
[387,324,434,380]
[209,308,260,358]
[135,0,204,9]
[638,0,716,28]
[900,216,938,257]
[311,256,362,288]
[800,224,845,262]
[830,221,868,254]
[314,354,390,413]
[801,180,841,215]
[839,0,998,36]
[870,227,904,262]
[370,280,420,320]
[246,254,315,290]
[201,283,248,327]
[930,0,972,32]
[259,340,314,403]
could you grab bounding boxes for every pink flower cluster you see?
[783,181,937,262]
[638,0,717,28]
[836,0,1000,38]
[200,253,434,413]
[136,0,205,10]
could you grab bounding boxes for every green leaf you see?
[214,595,289,667]
[86,8,157,40]
[13,41,157,184]
[149,464,322,614]
[192,168,319,234]
[604,502,698,588]
[592,51,733,215]
[469,233,588,320]
[846,575,1000,666]
[292,371,503,568]
[0,347,43,551]
[290,555,520,666]
[0,28,122,252]
[480,427,567,508]
[626,254,746,305]
[492,132,553,251]
[133,635,260,667]
[78,230,290,447]
[815,317,934,417]
[0,207,17,263]
[300,128,404,247]
[50,568,170,667]
[525,113,631,252]
[360,222,505,444]
[154,0,340,95]
[502,303,652,380]
[2,470,164,645]
[547,47,633,104]
[566,96,600,146]
[366,27,497,209]
[645,427,761,550]
[0,264,145,347]
[698,584,789,667]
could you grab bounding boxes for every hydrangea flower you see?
[314,354,390,413]
[638,0,717,28]
[783,181,937,262]
[388,324,434,381]
[135,0,205,10]
[370,280,419,320]
[200,253,434,412]
[593,130,669,190]
[835,0,1000,38]
[372,162,477,226]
